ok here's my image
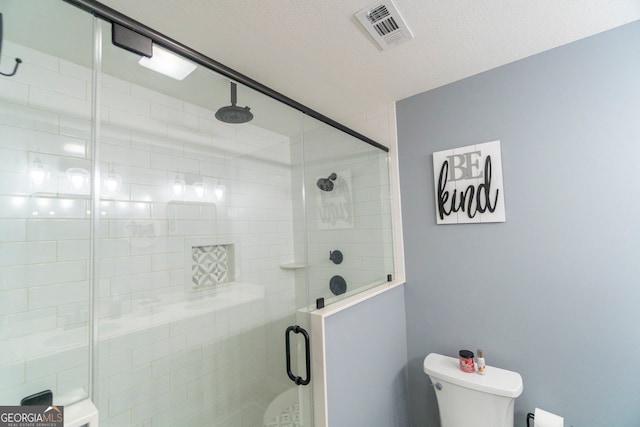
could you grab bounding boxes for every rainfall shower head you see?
[215,82,253,124]
[317,173,337,192]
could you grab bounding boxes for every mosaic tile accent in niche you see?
[191,244,234,288]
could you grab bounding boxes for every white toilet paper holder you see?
[527,408,564,427]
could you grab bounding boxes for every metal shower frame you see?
[62,0,390,153]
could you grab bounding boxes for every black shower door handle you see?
[285,325,311,386]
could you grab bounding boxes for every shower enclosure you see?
[0,1,395,426]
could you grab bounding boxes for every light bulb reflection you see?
[213,184,226,202]
[66,168,90,190]
[104,173,121,192]
[172,177,185,196]
[29,158,48,186]
[193,182,207,198]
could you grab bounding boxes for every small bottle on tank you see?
[476,349,486,375]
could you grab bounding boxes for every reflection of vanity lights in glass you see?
[213,184,226,202]
[29,157,48,186]
[104,172,121,192]
[171,175,186,196]
[66,168,90,190]
[193,182,207,198]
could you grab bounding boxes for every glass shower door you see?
[96,18,313,426]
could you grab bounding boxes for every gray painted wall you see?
[324,285,409,427]
[396,21,640,427]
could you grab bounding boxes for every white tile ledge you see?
[64,398,99,427]
[1,282,265,366]
[279,262,306,270]
[310,279,405,319]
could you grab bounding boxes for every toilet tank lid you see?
[423,353,523,398]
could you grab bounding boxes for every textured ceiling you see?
[6,0,628,126]
[96,0,640,122]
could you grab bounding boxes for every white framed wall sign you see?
[432,140,506,224]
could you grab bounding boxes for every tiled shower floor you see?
[264,401,300,427]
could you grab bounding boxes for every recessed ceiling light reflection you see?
[11,197,25,208]
[63,143,86,155]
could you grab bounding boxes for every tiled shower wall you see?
[0,39,299,426]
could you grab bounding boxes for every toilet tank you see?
[423,353,523,427]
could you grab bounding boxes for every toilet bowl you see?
[423,352,523,427]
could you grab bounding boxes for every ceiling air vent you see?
[355,0,414,50]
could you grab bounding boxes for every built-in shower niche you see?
[188,241,236,291]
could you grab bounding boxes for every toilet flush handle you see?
[429,382,443,391]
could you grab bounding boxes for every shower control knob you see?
[329,250,343,264]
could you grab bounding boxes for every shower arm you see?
[230,82,237,106]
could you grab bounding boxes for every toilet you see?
[423,352,523,427]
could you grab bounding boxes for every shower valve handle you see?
[329,250,343,264]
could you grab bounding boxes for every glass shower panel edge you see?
[301,114,395,308]
[0,0,94,408]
